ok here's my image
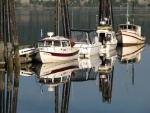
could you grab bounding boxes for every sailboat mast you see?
[126,2,129,29]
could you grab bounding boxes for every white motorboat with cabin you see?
[96,24,117,52]
[116,2,145,46]
[71,29,101,58]
[33,32,79,63]
[19,46,35,56]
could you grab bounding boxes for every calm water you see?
[1,9,150,113]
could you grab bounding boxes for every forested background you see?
[14,0,150,8]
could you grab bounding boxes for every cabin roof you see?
[39,36,70,42]
[97,26,113,31]
[119,24,141,28]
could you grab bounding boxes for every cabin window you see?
[62,41,68,47]
[67,41,70,46]
[46,41,52,46]
[38,41,44,47]
[54,41,61,47]
[106,34,111,41]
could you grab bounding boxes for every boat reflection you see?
[71,55,101,81]
[33,60,79,113]
[33,60,79,91]
[116,44,145,85]
[117,44,145,64]
[98,50,117,103]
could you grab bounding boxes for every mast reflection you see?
[98,50,117,103]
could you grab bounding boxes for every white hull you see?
[35,50,79,63]
[116,30,145,46]
[100,40,117,53]
[74,43,101,57]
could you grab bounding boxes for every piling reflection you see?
[0,64,20,113]
[98,50,117,103]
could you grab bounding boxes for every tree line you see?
[14,0,147,8]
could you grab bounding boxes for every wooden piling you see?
[14,44,21,75]
[54,0,59,36]
[60,0,71,39]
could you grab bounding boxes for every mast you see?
[132,1,134,24]
[126,2,129,29]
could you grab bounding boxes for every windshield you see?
[71,31,96,43]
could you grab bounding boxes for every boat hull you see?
[116,30,145,46]
[100,40,117,53]
[35,50,79,63]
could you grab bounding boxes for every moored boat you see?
[33,32,79,63]
[71,29,101,58]
[116,2,146,46]
[96,25,117,52]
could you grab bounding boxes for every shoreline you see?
[15,6,150,11]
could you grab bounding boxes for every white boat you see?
[96,25,117,52]
[34,32,79,63]
[117,44,145,63]
[116,2,146,46]
[19,47,35,56]
[71,29,101,58]
[34,60,78,91]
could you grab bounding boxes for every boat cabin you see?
[119,24,141,36]
[38,38,71,48]
[96,28,116,45]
